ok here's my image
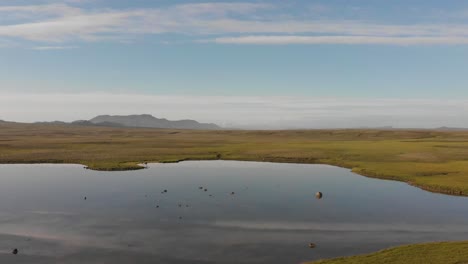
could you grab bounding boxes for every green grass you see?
[307,241,468,264]
[2,123,468,196]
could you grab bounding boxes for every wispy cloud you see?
[0,3,269,42]
[1,2,468,45]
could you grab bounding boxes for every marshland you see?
[1,123,468,263]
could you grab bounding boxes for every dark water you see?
[0,161,467,264]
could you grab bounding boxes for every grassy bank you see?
[307,241,468,264]
[1,123,468,196]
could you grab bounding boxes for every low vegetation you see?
[307,241,468,264]
[1,123,468,196]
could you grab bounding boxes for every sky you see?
[1,0,468,128]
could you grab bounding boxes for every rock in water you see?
[315,192,323,199]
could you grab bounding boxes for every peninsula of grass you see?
[307,241,468,264]
[1,122,468,196]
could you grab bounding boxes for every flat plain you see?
[1,122,468,197]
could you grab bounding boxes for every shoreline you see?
[0,158,466,197]
[2,125,468,198]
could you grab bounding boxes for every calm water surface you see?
[0,161,467,263]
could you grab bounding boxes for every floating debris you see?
[84,196,87,200]
[156,205,160,208]
[199,187,203,190]
[309,243,317,249]
[315,192,323,199]
[204,189,208,192]
[12,248,18,255]
[231,192,235,195]
[209,194,213,197]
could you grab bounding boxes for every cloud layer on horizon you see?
[1,93,467,129]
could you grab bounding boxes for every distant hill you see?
[71,120,125,127]
[88,114,220,130]
[29,114,220,130]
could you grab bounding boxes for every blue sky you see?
[1,1,468,127]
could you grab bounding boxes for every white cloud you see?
[1,3,468,45]
[1,93,467,129]
[0,3,269,42]
[0,12,131,42]
[0,3,82,24]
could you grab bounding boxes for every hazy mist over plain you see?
[1,93,467,129]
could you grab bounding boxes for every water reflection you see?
[0,161,467,263]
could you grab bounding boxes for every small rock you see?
[315,192,323,199]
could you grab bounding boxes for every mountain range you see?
[32,114,220,130]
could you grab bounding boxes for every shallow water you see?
[0,161,467,263]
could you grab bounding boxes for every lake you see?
[0,161,467,263]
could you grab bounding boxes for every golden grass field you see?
[1,122,467,262]
[1,122,468,197]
